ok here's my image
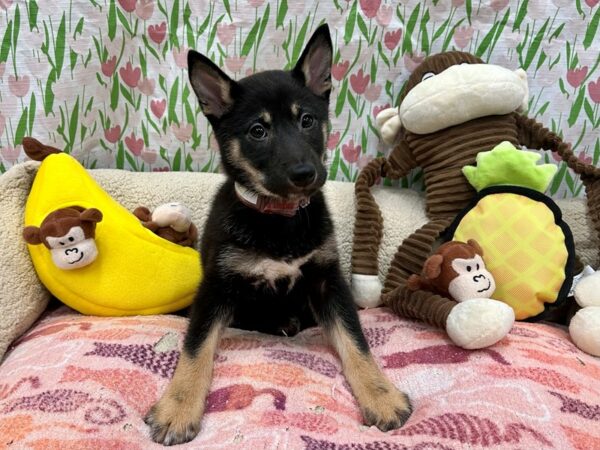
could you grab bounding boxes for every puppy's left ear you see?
[293,24,333,99]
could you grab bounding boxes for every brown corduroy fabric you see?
[382,218,453,295]
[386,285,456,330]
[351,51,600,331]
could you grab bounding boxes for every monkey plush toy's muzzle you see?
[399,64,529,135]
[51,238,99,270]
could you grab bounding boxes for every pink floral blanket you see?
[1,307,599,449]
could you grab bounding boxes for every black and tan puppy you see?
[144,24,412,445]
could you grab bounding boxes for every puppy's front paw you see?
[144,394,203,446]
[360,384,412,432]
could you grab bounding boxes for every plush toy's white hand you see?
[574,271,600,308]
[569,306,600,357]
[446,298,514,349]
[351,274,383,308]
[375,107,402,145]
[152,202,193,232]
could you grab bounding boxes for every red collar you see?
[234,183,310,217]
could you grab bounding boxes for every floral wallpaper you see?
[0,0,599,197]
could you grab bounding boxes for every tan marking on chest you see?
[219,236,338,290]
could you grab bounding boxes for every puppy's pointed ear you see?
[292,24,333,99]
[188,50,236,118]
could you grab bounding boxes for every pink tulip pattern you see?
[0,0,596,198]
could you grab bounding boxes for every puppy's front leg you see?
[145,282,231,446]
[311,265,412,431]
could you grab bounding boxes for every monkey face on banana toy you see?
[351,51,600,356]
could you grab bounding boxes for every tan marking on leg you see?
[328,321,412,431]
[145,323,224,445]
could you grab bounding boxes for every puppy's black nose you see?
[289,163,316,187]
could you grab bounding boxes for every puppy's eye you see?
[68,236,74,242]
[249,124,267,140]
[300,113,314,129]
[466,265,472,272]
[421,72,435,81]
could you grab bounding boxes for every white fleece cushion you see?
[0,162,51,361]
[0,163,597,360]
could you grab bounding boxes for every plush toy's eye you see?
[476,263,480,270]
[466,265,472,272]
[68,236,74,242]
[421,72,435,82]
[59,242,65,246]
[249,124,267,140]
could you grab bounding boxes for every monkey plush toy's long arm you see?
[351,139,419,308]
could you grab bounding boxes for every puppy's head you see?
[188,24,332,200]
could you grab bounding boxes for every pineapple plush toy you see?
[447,141,575,322]
[446,142,600,356]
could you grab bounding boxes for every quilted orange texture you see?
[1,307,600,449]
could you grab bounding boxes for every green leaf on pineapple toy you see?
[462,141,558,193]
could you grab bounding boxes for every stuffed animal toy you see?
[23,206,103,270]
[133,203,198,248]
[407,239,513,349]
[444,142,600,355]
[407,239,496,302]
[447,142,574,320]
[350,51,600,353]
[21,137,202,316]
[571,272,600,356]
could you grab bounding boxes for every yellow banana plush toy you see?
[22,138,202,316]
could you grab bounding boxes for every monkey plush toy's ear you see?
[423,254,444,280]
[293,24,333,99]
[23,226,43,245]
[80,208,103,223]
[133,206,160,232]
[467,239,484,256]
[133,206,152,222]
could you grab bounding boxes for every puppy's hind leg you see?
[311,266,412,431]
[145,281,231,446]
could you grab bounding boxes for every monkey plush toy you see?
[23,207,103,270]
[133,202,198,248]
[407,239,514,349]
[407,240,496,302]
[351,51,600,351]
